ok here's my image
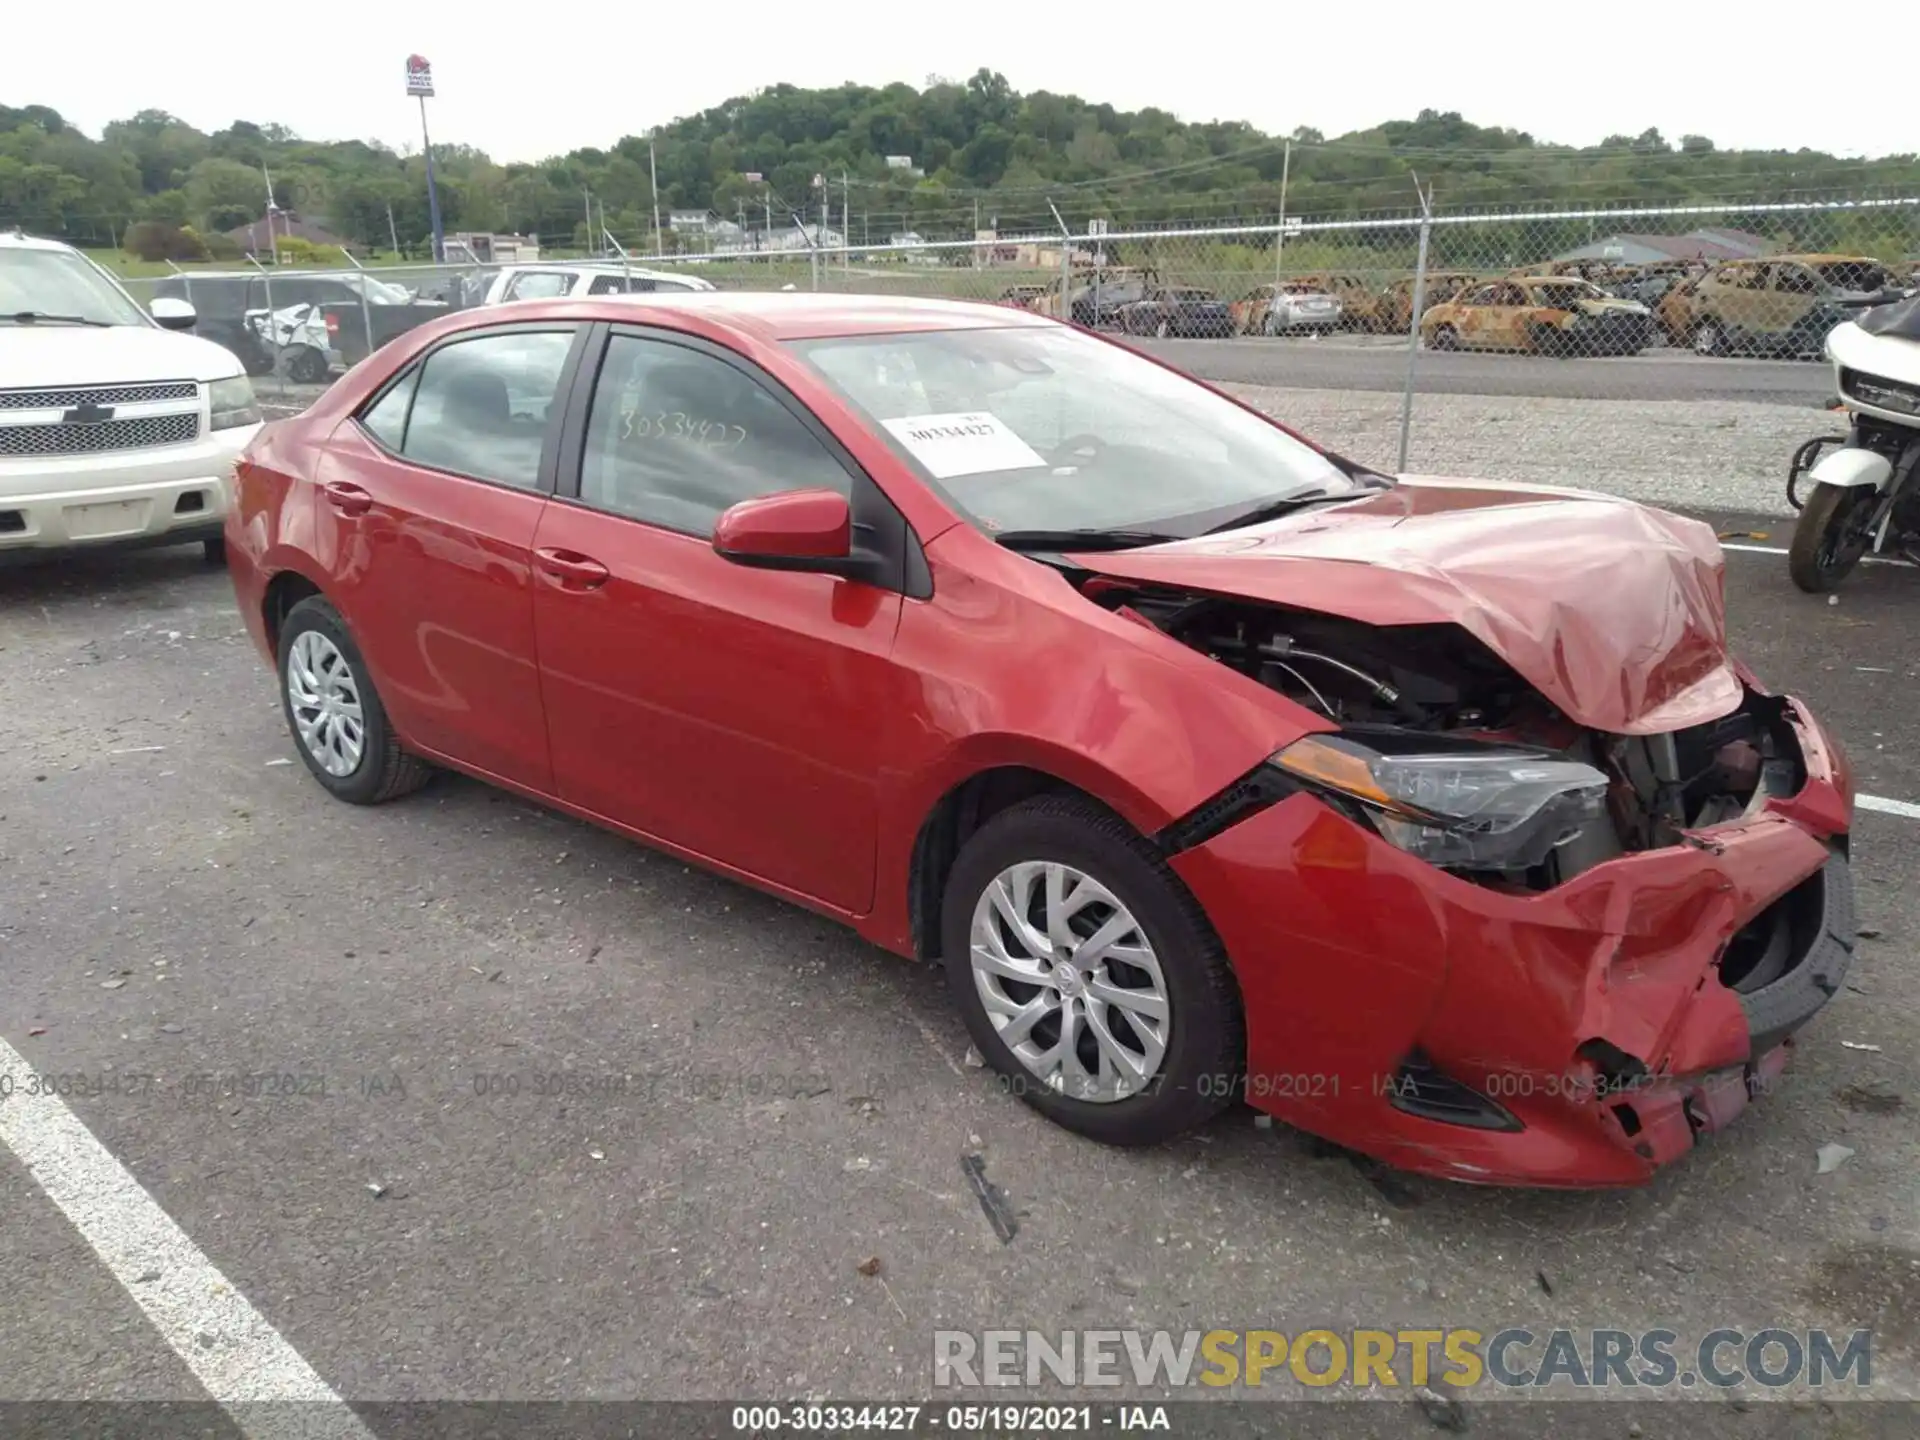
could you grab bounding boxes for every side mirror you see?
[151,296,197,331]
[713,488,851,572]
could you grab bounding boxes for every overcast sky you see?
[6,4,1907,163]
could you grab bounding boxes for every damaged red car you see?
[225,294,1856,1188]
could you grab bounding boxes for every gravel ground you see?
[1224,384,1832,518]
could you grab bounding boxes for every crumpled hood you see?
[1078,477,1742,735]
[1572,298,1652,318]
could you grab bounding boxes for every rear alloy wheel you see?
[1694,319,1726,357]
[1429,324,1458,351]
[277,596,432,804]
[286,346,329,384]
[1788,481,1881,593]
[943,795,1243,1146]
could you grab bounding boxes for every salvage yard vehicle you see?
[1282,271,1383,330]
[995,285,1050,311]
[1684,255,1909,358]
[227,292,1855,1188]
[1786,293,1920,591]
[1373,271,1479,334]
[1228,282,1343,336]
[477,262,717,305]
[1,231,261,561]
[153,270,444,377]
[1116,287,1237,338]
[1421,277,1658,356]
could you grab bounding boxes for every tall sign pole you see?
[406,55,444,262]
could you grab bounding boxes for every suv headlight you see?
[208,375,262,431]
[1272,733,1608,871]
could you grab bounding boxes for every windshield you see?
[1532,281,1605,305]
[0,246,150,326]
[1814,262,1894,294]
[792,325,1361,535]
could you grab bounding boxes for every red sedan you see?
[225,293,1856,1187]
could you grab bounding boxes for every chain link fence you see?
[125,195,1920,518]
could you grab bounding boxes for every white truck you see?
[477,261,716,305]
[0,232,262,562]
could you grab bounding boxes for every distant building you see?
[223,210,356,255]
[1554,228,1773,265]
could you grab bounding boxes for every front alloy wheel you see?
[287,629,365,777]
[942,794,1244,1146]
[969,861,1169,1103]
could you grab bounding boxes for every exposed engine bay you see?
[1096,586,1807,888]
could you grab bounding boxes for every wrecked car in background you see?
[1229,282,1343,336]
[1685,255,1912,358]
[1116,286,1237,338]
[155,270,444,379]
[1373,271,1480,334]
[1422,276,1658,356]
[227,292,1855,1189]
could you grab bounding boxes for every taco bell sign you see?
[405,55,435,97]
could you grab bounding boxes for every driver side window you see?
[577,335,851,537]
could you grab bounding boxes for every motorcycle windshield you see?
[1858,294,1920,340]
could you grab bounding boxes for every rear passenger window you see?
[360,369,418,450]
[577,334,850,537]
[396,329,574,490]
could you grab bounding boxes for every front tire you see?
[1789,482,1880,593]
[1429,324,1458,351]
[1694,319,1727,356]
[942,795,1244,1147]
[277,596,432,804]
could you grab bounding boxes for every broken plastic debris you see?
[960,1152,1019,1245]
[99,979,126,990]
[1413,1385,1467,1431]
[962,1045,985,1069]
[588,1149,605,1161]
[843,1156,872,1173]
[1815,1144,1855,1175]
[1840,1041,1884,1052]
[1253,1114,1274,1129]
[366,1182,389,1198]
[264,758,294,767]
[856,1256,882,1277]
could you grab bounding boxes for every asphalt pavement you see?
[2,514,1917,1436]
[1125,335,1832,405]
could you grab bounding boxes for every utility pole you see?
[1274,138,1292,289]
[385,202,401,258]
[648,135,664,257]
[973,196,980,269]
[841,170,850,271]
[764,189,772,258]
[584,188,594,255]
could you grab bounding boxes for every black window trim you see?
[551,321,932,600]
[348,320,593,496]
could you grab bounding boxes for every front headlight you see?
[208,375,262,431]
[1272,733,1608,871]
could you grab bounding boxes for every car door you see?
[1454,285,1502,348]
[529,327,910,912]
[316,323,586,792]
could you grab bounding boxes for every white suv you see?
[0,232,262,562]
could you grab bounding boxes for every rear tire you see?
[277,596,433,804]
[1789,482,1880,593]
[1429,324,1458,351]
[285,346,329,384]
[942,794,1244,1147]
[1694,319,1727,356]
[202,537,226,566]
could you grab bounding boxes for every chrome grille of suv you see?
[0,413,200,457]
[0,381,198,410]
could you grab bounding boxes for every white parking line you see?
[1858,794,1920,820]
[0,1035,374,1440]
[1721,541,1906,566]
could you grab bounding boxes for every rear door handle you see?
[322,480,373,516]
[534,547,611,590]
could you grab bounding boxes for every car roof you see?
[494,291,1055,341]
[0,230,81,254]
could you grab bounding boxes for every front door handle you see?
[534,547,610,590]
[322,480,373,516]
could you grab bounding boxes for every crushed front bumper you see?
[1172,696,1855,1187]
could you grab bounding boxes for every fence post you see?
[246,253,279,400]
[1396,182,1435,474]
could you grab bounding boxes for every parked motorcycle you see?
[1786,294,1920,592]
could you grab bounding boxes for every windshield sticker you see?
[880,412,1046,479]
